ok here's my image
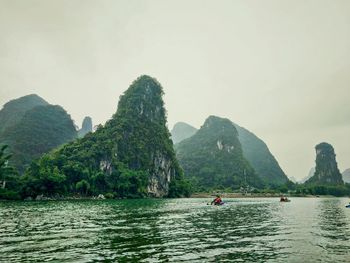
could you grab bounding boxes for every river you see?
[0,198,349,262]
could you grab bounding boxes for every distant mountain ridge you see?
[342,169,350,183]
[22,75,189,198]
[0,94,78,173]
[171,122,197,144]
[78,116,93,138]
[0,104,77,172]
[172,120,288,186]
[176,116,262,191]
[232,122,289,186]
[300,168,315,183]
[0,94,48,134]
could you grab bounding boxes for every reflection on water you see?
[0,198,349,262]
[316,199,350,261]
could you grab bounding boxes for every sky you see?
[0,0,349,180]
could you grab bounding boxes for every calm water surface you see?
[0,198,350,262]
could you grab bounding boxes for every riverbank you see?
[190,192,343,198]
[1,193,347,201]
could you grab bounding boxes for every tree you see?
[76,180,90,195]
[0,145,20,199]
[0,145,13,189]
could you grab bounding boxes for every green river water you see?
[0,198,349,262]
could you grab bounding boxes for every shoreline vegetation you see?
[190,193,348,198]
[1,192,348,202]
[1,76,349,201]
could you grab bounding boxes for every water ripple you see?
[0,198,350,262]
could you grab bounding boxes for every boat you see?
[280,197,291,202]
[207,201,225,206]
[346,204,350,208]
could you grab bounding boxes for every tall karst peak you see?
[24,75,188,198]
[78,116,93,138]
[306,142,343,185]
[114,75,166,124]
[176,115,262,190]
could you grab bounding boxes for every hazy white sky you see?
[1,0,349,180]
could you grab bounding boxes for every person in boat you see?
[280,196,289,202]
[211,195,222,205]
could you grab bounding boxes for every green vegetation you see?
[233,123,289,186]
[293,184,350,197]
[0,145,21,200]
[1,83,349,200]
[172,121,289,187]
[0,94,48,134]
[176,116,263,192]
[20,75,190,199]
[0,105,77,173]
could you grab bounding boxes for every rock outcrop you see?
[78,116,93,138]
[305,143,343,185]
[171,122,197,144]
[176,116,262,190]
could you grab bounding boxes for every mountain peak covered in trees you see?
[176,115,262,191]
[172,119,288,186]
[0,94,49,134]
[22,75,189,198]
[0,105,77,173]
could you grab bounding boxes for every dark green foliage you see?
[172,121,289,187]
[0,94,48,134]
[76,179,90,195]
[233,123,289,186]
[294,183,350,197]
[168,173,192,197]
[23,75,188,198]
[21,155,67,197]
[176,116,263,192]
[0,145,21,200]
[0,105,77,173]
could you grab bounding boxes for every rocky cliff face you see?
[171,122,197,144]
[78,116,93,138]
[25,75,187,198]
[306,143,343,185]
[108,75,183,197]
[176,116,262,190]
